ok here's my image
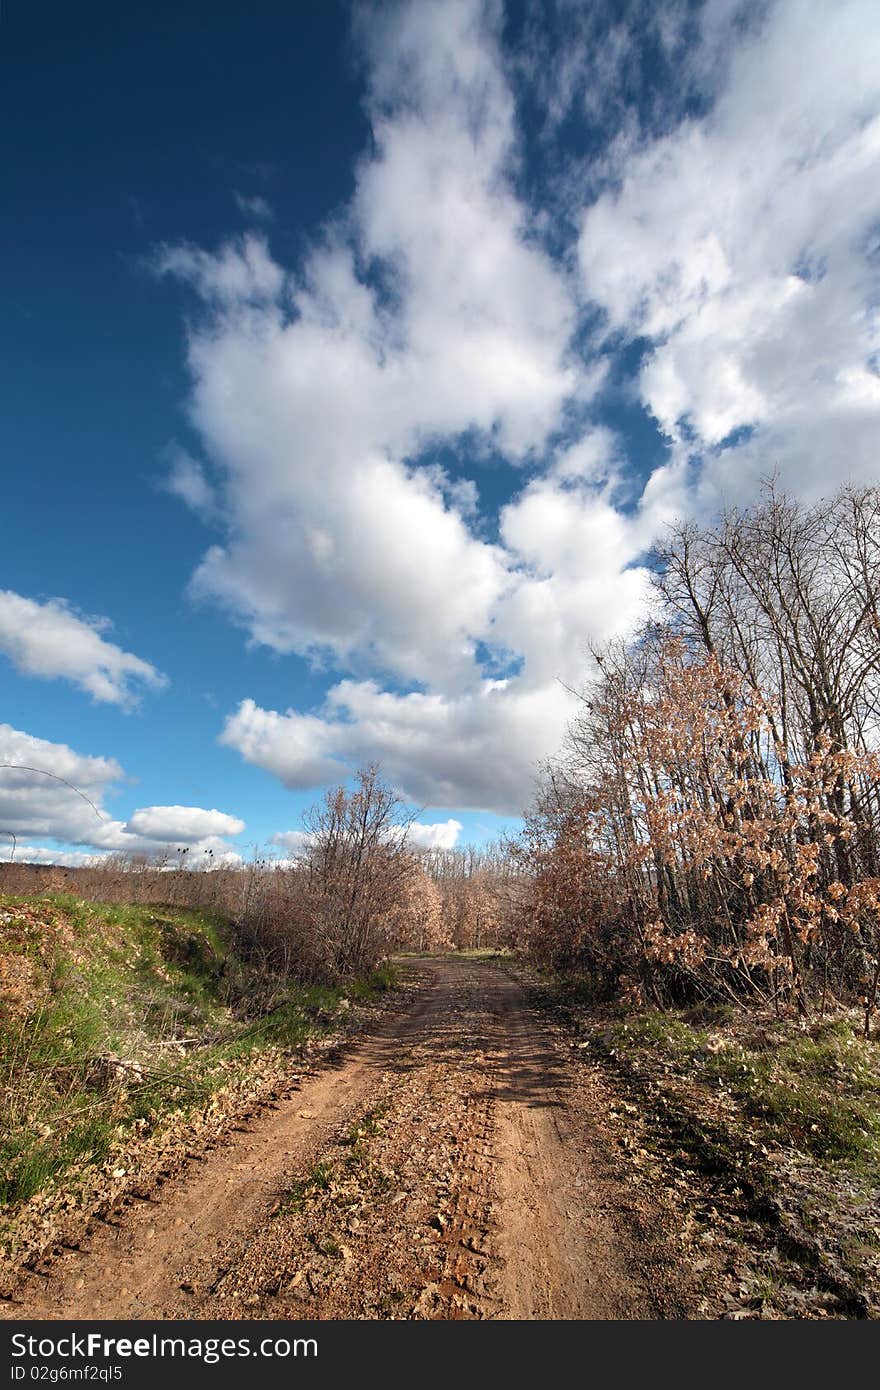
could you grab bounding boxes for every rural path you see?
[3,958,692,1320]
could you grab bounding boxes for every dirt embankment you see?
[3,957,699,1321]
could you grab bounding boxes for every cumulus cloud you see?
[156,0,880,816]
[578,0,880,502]
[0,723,122,847]
[0,723,244,865]
[407,819,463,851]
[220,701,344,787]
[221,680,573,815]
[157,0,652,812]
[0,591,167,707]
[270,828,315,859]
[125,805,245,842]
[160,11,583,685]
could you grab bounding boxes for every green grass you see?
[345,963,398,997]
[0,894,395,1211]
[452,947,510,960]
[606,1009,880,1174]
[277,1160,337,1212]
[341,1103,390,1176]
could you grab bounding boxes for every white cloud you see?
[125,805,245,842]
[156,233,284,306]
[220,701,344,787]
[157,1,584,691]
[0,723,122,847]
[0,591,167,707]
[234,192,273,222]
[495,480,655,686]
[407,819,463,850]
[1,845,108,869]
[156,0,880,817]
[216,475,662,811]
[578,0,880,501]
[163,448,218,522]
[270,828,315,859]
[0,723,244,864]
[158,0,652,813]
[221,679,574,815]
[549,426,619,483]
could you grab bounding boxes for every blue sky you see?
[2,0,879,867]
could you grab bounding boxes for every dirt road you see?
[3,958,694,1320]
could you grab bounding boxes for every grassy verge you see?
[603,1009,880,1177]
[0,893,396,1268]
[535,970,880,1317]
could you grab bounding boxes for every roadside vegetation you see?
[537,987,880,1315]
[0,892,393,1275]
[522,482,880,1024]
[516,480,880,1315]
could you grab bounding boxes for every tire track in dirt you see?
[411,973,501,1320]
[3,958,695,1320]
[428,1084,500,1318]
[488,974,659,1318]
